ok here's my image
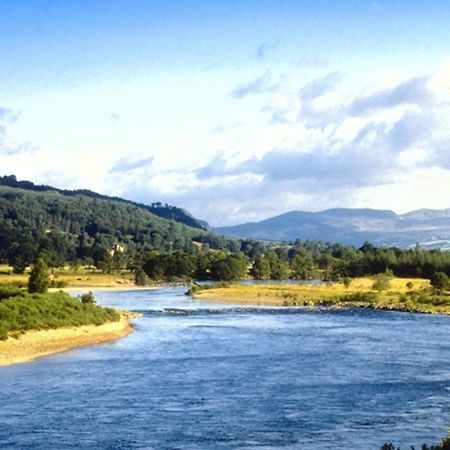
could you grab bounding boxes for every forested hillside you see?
[0,175,208,230]
[0,183,232,272]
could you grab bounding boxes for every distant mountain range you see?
[215,208,450,248]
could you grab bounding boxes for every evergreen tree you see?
[28,257,49,293]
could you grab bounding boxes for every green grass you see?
[0,289,120,340]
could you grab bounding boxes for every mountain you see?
[0,175,209,230]
[215,208,450,248]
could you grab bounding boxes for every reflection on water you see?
[1,287,450,449]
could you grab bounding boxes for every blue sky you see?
[1,1,450,225]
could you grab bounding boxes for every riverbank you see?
[190,277,450,315]
[0,314,136,366]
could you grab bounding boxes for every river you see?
[1,287,450,449]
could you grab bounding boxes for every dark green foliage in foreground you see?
[28,257,49,293]
[0,286,24,300]
[0,290,119,340]
[381,434,450,449]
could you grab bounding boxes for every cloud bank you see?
[115,61,450,225]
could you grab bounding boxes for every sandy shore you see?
[0,315,135,367]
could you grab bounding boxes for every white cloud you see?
[3,60,450,226]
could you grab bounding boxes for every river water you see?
[1,287,450,449]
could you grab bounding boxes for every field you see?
[190,277,450,315]
[0,264,136,289]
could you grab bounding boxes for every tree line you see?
[133,240,450,283]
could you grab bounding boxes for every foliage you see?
[381,433,450,449]
[342,276,352,288]
[3,177,450,287]
[372,273,392,292]
[134,268,148,286]
[0,181,236,272]
[80,291,96,304]
[0,175,207,230]
[0,286,25,300]
[250,254,271,280]
[289,248,318,280]
[28,257,49,293]
[210,253,248,281]
[0,290,119,340]
[430,272,450,292]
[341,291,379,304]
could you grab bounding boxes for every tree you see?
[80,291,96,304]
[290,250,318,280]
[28,257,49,293]
[210,253,248,281]
[134,267,148,286]
[250,255,271,280]
[430,272,450,292]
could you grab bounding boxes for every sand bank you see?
[0,315,135,367]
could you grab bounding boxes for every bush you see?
[372,274,391,292]
[0,286,25,300]
[342,292,379,304]
[80,291,96,304]
[431,272,450,292]
[342,277,352,289]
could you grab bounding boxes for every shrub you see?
[0,286,25,300]
[342,277,352,288]
[80,291,96,304]
[431,272,450,292]
[372,274,391,292]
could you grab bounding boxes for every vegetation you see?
[381,433,450,449]
[0,175,207,230]
[0,289,119,340]
[189,276,450,315]
[80,291,96,304]
[2,176,450,289]
[0,178,237,274]
[28,257,49,293]
[372,271,393,292]
[431,272,450,293]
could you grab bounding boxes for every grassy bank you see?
[0,264,137,289]
[190,277,450,315]
[0,289,120,340]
